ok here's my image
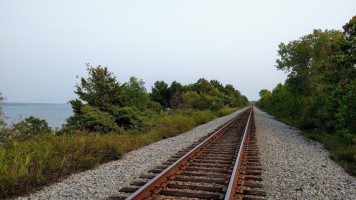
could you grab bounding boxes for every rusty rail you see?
[125,109,247,200]
[111,106,265,200]
[224,108,252,200]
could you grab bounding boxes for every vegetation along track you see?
[109,107,265,200]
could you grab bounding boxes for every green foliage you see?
[151,81,183,108]
[209,80,225,93]
[257,16,356,174]
[67,65,162,133]
[121,77,150,108]
[13,116,52,137]
[0,133,128,198]
[182,91,201,109]
[182,91,215,110]
[194,78,219,96]
[110,106,147,130]
[180,78,249,110]
[1,116,52,142]
[0,107,240,198]
[151,81,170,107]
[74,64,125,110]
[67,65,248,134]
[337,79,356,144]
[66,105,119,133]
[147,100,163,112]
[169,81,183,95]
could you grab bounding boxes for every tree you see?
[66,64,126,133]
[194,78,219,96]
[241,95,249,106]
[332,16,356,140]
[276,29,341,96]
[121,77,149,108]
[182,91,200,109]
[256,89,272,109]
[151,81,170,107]
[259,89,270,98]
[73,63,125,111]
[224,84,235,95]
[210,80,225,93]
[182,91,215,110]
[258,16,356,139]
[12,116,52,136]
[66,65,163,133]
[169,81,182,96]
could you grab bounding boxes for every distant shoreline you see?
[1,103,73,128]
[0,102,69,106]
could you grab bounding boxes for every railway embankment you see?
[17,106,356,199]
[255,107,356,199]
[17,108,248,200]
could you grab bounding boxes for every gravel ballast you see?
[17,108,247,200]
[254,107,356,199]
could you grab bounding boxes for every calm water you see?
[1,103,73,129]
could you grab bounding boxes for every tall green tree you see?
[66,65,126,133]
[121,77,149,108]
[331,16,356,138]
[257,16,356,174]
[151,81,170,107]
[72,63,125,111]
[169,81,183,94]
[210,79,225,93]
[194,78,219,96]
[276,29,340,96]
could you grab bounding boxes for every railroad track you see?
[109,107,265,200]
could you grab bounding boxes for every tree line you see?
[256,16,355,174]
[0,64,249,138]
[62,64,248,133]
[0,65,249,198]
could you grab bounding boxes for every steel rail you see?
[125,107,250,200]
[224,107,253,200]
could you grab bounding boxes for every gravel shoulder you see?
[254,107,356,199]
[17,108,247,200]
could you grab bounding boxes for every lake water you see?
[1,103,73,129]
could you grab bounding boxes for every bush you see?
[182,91,214,110]
[65,105,119,133]
[110,106,148,130]
[13,116,52,136]
[209,103,221,111]
[0,116,52,142]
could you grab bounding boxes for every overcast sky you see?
[1,0,355,103]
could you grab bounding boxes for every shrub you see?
[12,116,52,136]
[65,105,119,133]
[110,106,147,130]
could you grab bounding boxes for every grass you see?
[0,107,241,199]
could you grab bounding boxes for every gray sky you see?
[1,0,355,103]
